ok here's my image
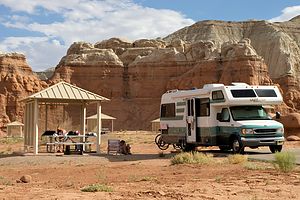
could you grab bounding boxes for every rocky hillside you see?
[0,53,47,134]
[164,16,300,110]
[49,37,291,130]
[1,17,300,132]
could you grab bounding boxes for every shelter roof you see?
[7,121,24,126]
[87,113,116,120]
[23,81,109,103]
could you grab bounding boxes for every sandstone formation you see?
[0,52,47,134]
[278,113,300,138]
[49,37,286,130]
[1,17,300,132]
[164,16,300,111]
[35,67,55,80]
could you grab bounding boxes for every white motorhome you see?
[157,83,284,153]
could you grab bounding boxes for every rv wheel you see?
[269,145,282,153]
[155,134,169,150]
[219,146,230,152]
[184,144,195,152]
[231,138,244,154]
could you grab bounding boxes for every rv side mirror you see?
[217,113,222,121]
[275,112,281,119]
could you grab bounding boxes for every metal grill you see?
[254,129,277,134]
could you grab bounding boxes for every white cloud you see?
[269,5,300,22]
[0,37,67,71]
[0,0,194,71]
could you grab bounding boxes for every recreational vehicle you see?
[156,83,284,153]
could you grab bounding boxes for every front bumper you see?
[240,136,284,147]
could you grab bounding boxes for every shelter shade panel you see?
[24,101,35,147]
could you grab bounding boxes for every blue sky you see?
[0,0,299,71]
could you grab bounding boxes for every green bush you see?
[274,152,296,173]
[227,154,248,164]
[81,184,113,192]
[171,152,213,165]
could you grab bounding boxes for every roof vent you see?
[230,82,249,86]
[166,89,178,93]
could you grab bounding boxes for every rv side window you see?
[255,89,277,97]
[231,89,256,98]
[220,108,230,122]
[212,90,224,100]
[200,98,210,116]
[161,103,175,118]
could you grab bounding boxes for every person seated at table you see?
[119,140,131,155]
[55,126,68,152]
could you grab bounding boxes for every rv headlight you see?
[241,128,254,135]
[277,127,284,133]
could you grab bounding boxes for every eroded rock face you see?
[2,17,300,131]
[278,113,300,137]
[164,18,300,111]
[0,53,47,134]
[49,37,283,130]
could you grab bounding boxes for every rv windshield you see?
[230,106,270,121]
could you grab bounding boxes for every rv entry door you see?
[186,98,198,143]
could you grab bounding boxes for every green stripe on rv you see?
[176,102,186,106]
[176,108,185,113]
[168,127,186,135]
[210,99,226,104]
[160,116,184,121]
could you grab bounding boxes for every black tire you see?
[231,138,244,154]
[183,143,195,152]
[269,145,282,153]
[155,134,169,150]
[219,146,231,152]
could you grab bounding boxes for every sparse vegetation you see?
[171,152,213,165]
[244,162,268,170]
[227,154,248,164]
[81,183,113,192]
[0,137,23,145]
[0,176,12,186]
[215,176,222,183]
[273,151,296,173]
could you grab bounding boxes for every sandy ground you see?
[0,131,299,200]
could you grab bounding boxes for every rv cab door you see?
[186,98,197,143]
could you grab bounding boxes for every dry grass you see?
[171,152,214,165]
[227,154,248,164]
[274,152,296,173]
[81,184,113,192]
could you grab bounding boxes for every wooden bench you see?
[107,139,120,155]
[46,142,94,154]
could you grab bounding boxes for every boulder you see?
[20,175,32,183]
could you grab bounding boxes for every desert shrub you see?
[0,137,23,144]
[244,162,267,170]
[273,152,296,173]
[81,184,113,192]
[227,154,248,164]
[171,152,213,165]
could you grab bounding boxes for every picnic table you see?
[42,134,96,154]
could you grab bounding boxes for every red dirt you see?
[0,131,299,200]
